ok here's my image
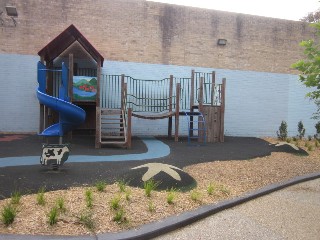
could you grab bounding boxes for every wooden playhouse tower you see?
[37,24,104,140]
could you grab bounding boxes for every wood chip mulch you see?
[0,138,319,236]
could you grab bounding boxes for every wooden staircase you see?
[96,108,128,147]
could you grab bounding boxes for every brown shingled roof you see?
[38,24,104,67]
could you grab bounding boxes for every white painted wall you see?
[0,53,317,137]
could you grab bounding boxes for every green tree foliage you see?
[292,22,320,119]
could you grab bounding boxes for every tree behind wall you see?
[292,22,320,119]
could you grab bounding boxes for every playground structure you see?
[98,72,226,148]
[36,25,226,150]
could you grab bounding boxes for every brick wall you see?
[0,0,315,74]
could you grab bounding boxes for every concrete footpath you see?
[155,178,320,240]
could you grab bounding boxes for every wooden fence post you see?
[168,75,173,138]
[220,78,226,142]
[127,108,132,148]
[175,83,180,142]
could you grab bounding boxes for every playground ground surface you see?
[0,134,319,237]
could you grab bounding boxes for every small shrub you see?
[1,204,16,226]
[292,136,297,141]
[315,140,319,148]
[219,185,231,195]
[10,190,21,205]
[308,145,313,151]
[148,201,155,212]
[95,180,107,192]
[56,197,66,213]
[117,180,127,193]
[113,207,126,223]
[190,190,201,202]
[308,135,313,141]
[37,187,46,206]
[48,207,58,226]
[144,179,159,198]
[85,189,93,208]
[305,141,310,148]
[298,121,306,139]
[166,189,176,205]
[315,121,320,134]
[110,195,121,210]
[125,189,131,201]
[286,138,292,143]
[277,121,288,140]
[207,182,217,195]
[79,211,94,231]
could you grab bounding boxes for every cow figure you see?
[40,144,70,169]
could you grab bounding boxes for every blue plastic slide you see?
[37,61,86,136]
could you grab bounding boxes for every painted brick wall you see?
[0,53,317,137]
[0,0,316,75]
[0,54,39,133]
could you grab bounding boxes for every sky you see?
[147,0,320,21]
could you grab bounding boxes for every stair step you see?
[101,135,125,139]
[101,109,122,115]
[100,141,126,146]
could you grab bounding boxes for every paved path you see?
[155,178,320,240]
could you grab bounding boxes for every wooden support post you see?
[198,77,204,143]
[127,108,132,148]
[95,107,101,148]
[220,78,226,142]
[97,60,102,108]
[211,71,216,106]
[68,54,73,102]
[121,74,125,111]
[175,83,180,142]
[199,77,204,113]
[190,70,195,137]
[168,75,173,138]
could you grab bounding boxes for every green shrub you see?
[36,187,46,206]
[113,207,126,223]
[95,180,107,192]
[1,204,16,226]
[190,190,201,202]
[56,197,66,213]
[298,121,306,139]
[10,190,21,205]
[117,180,127,193]
[277,121,288,140]
[85,189,93,208]
[79,211,94,231]
[148,201,155,212]
[207,182,217,195]
[110,195,121,210]
[315,121,320,134]
[166,189,176,204]
[48,207,58,226]
[144,179,159,198]
[125,189,131,201]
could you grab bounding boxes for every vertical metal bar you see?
[211,71,216,106]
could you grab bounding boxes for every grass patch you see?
[148,200,155,212]
[207,182,217,195]
[110,195,121,210]
[79,211,95,231]
[48,207,58,226]
[10,190,21,205]
[1,204,16,226]
[113,207,127,224]
[144,179,159,198]
[56,197,66,213]
[117,180,127,193]
[95,180,107,192]
[36,187,46,206]
[190,190,201,202]
[166,188,176,205]
[85,189,93,208]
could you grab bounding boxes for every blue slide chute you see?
[37,61,86,136]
